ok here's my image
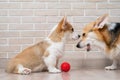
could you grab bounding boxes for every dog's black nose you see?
[76,44,80,48]
[78,35,80,38]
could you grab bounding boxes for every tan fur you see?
[49,18,73,42]
[81,14,119,53]
[6,41,50,73]
[82,22,112,52]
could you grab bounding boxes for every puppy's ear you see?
[61,16,67,30]
[94,14,109,29]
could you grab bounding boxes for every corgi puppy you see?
[76,14,120,70]
[6,16,80,74]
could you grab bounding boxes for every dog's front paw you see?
[105,66,117,70]
[21,68,32,75]
[49,68,61,73]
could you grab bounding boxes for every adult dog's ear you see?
[94,14,109,29]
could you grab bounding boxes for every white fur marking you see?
[71,32,79,40]
[44,54,61,73]
[43,38,64,73]
[46,38,64,57]
[105,59,117,70]
[17,64,24,73]
[17,64,31,75]
[108,23,116,31]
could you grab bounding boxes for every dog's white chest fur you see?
[46,38,65,58]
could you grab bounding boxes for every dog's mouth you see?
[86,44,91,52]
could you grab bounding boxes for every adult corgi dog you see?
[76,14,120,70]
[6,16,80,74]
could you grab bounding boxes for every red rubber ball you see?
[61,62,70,72]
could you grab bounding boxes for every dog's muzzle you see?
[76,42,91,52]
[72,32,80,40]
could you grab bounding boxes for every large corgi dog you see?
[6,17,80,74]
[76,14,120,70]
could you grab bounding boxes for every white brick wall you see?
[0,0,120,68]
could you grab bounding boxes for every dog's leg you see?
[44,56,61,73]
[56,58,59,68]
[17,64,32,75]
[105,59,118,70]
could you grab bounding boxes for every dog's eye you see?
[82,33,86,36]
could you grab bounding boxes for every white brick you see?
[47,16,72,23]
[72,23,84,30]
[22,17,46,23]
[0,46,20,52]
[9,38,33,44]
[0,53,7,58]
[73,16,96,23]
[72,3,96,9]
[110,10,120,16]
[0,24,8,30]
[21,31,46,37]
[9,10,33,16]
[98,3,120,9]
[0,39,7,44]
[46,16,62,23]
[85,9,108,16]
[9,24,33,30]
[35,23,54,30]
[0,32,19,37]
[35,10,58,16]
[22,3,45,9]
[47,3,71,9]
[0,3,20,9]
[0,17,20,23]
[0,10,8,16]
[60,9,84,16]
[110,17,120,22]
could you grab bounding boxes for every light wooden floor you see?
[0,69,120,80]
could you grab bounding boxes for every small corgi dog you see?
[76,14,120,70]
[6,16,80,74]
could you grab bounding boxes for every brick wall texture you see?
[0,0,120,59]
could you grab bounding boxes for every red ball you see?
[61,62,70,72]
